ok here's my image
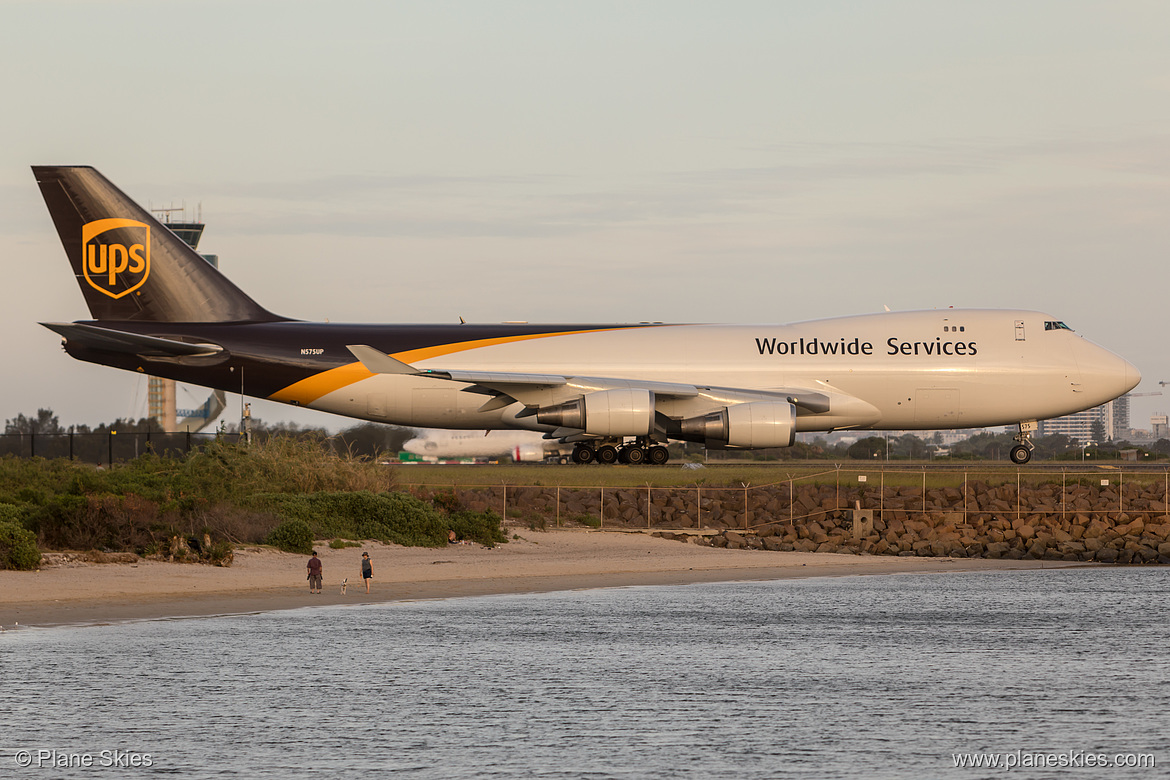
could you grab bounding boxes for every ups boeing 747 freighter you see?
[33,166,1140,465]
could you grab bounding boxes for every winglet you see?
[346,345,418,375]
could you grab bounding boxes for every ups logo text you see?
[81,218,151,299]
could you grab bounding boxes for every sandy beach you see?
[0,530,1073,628]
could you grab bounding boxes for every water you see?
[2,569,1168,779]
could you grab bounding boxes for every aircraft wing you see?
[346,344,830,415]
[42,322,225,358]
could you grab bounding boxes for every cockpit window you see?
[1044,321,1073,332]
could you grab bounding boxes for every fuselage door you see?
[1014,320,1026,341]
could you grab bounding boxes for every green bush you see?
[265,519,314,554]
[0,452,502,555]
[447,509,507,547]
[250,491,506,548]
[252,491,446,547]
[0,514,41,570]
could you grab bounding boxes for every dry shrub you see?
[182,503,279,545]
[37,493,165,552]
[182,436,394,498]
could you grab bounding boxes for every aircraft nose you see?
[1122,356,1141,395]
[1078,341,1141,402]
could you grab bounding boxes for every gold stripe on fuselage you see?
[267,328,639,406]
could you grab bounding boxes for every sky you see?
[2,0,1167,433]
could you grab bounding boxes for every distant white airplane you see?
[35,166,1140,466]
[402,428,553,462]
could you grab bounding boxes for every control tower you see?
[148,207,220,431]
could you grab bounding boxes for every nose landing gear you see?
[1009,420,1038,464]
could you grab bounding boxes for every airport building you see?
[1153,414,1169,440]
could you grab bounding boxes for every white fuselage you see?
[403,429,550,460]
[309,310,1139,435]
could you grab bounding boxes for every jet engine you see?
[679,401,796,449]
[536,388,655,436]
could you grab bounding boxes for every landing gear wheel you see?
[624,446,646,465]
[572,445,595,464]
[618,448,631,464]
[1011,422,1037,466]
[596,445,619,464]
[648,446,669,465]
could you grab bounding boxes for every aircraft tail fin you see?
[33,166,285,323]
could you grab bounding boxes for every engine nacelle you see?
[512,444,547,462]
[679,401,796,449]
[536,388,655,436]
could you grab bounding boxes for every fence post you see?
[647,484,652,529]
[743,482,749,530]
[502,483,507,525]
[557,485,561,528]
[922,469,927,516]
[1017,471,1021,519]
[69,431,74,461]
[1120,471,1124,514]
[963,471,967,523]
[697,485,702,530]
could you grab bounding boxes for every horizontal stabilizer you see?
[41,322,225,358]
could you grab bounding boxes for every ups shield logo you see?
[82,218,151,299]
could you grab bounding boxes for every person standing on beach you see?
[361,551,373,593]
[307,551,323,594]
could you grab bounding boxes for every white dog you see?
[340,578,348,595]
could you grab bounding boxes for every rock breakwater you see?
[425,477,1170,563]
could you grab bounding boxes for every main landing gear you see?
[1009,421,1038,465]
[571,439,670,465]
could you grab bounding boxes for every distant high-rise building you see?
[1038,395,1134,444]
[1112,393,1131,435]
